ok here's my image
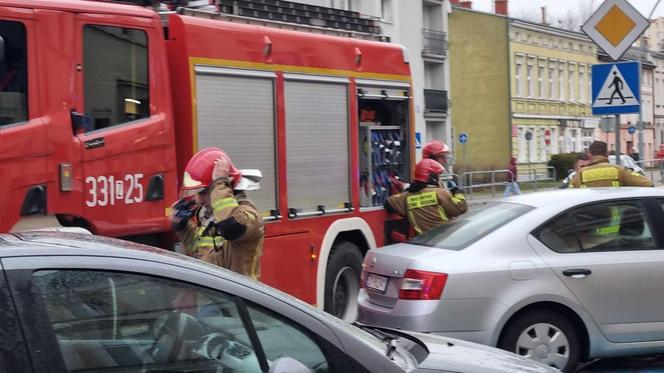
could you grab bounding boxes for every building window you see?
[527,65,533,98]
[548,67,554,99]
[559,65,565,101]
[588,69,592,104]
[579,68,585,103]
[515,63,523,97]
[381,0,392,22]
[538,67,544,99]
[568,67,575,102]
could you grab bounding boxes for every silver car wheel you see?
[515,322,570,369]
[331,266,359,322]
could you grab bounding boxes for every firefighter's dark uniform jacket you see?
[179,177,264,280]
[570,155,653,188]
[385,183,467,234]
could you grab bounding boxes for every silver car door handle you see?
[563,269,592,278]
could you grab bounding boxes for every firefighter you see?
[422,140,452,169]
[384,158,467,235]
[170,147,264,280]
[570,141,653,188]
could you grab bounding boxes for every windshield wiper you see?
[353,323,399,359]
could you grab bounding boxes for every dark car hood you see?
[411,332,557,373]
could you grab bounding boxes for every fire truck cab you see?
[0,0,414,320]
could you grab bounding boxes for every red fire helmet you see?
[181,147,241,196]
[414,158,445,184]
[422,140,451,159]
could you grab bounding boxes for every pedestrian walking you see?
[170,147,264,280]
[570,141,653,188]
[384,159,467,235]
[656,144,664,182]
[504,156,521,197]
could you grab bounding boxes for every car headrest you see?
[619,207,645,237]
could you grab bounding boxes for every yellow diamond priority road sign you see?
[582,0,649,61]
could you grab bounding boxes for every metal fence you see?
[635,158,664,185]
[455,159,664,201]
[461,169,514,198]
[459,166,557,199]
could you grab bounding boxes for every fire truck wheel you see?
[324,241,363,322]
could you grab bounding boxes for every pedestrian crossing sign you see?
[591,61,640,115]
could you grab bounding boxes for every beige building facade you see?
[509,20,598,170]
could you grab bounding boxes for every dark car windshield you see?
[409,202,533,250]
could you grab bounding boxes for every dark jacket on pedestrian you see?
[507,156,518,182]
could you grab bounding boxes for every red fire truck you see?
[0,0,413,320]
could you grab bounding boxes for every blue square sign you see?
[592,61,640,115]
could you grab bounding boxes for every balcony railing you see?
[422,29,448,56]
[424,89,448,113]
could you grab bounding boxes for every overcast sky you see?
[472,0,664,21]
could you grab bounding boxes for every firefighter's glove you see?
[446,180,462,194]
[171,198,196,231]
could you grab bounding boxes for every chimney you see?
[541,6,547,24]
[460,1,472,9]
[494,0,507,16]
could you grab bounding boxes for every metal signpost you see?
[458,132,468,173]
[583,0,648,165]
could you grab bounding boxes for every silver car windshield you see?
[409,202,533,250]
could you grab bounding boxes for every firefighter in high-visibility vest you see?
[384,158,467,235]
[570,141,653,188]
[170,147,264,280]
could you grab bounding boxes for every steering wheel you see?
[194,333,262,372]
[150,311,204,363]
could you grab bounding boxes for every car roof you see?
[0,231,294,303]
[502,187,664,209]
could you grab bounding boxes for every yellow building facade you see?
[449,8,511,173]
[510,20,599,172]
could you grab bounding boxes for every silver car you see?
[0,231,555,373]
[358,188,664,373]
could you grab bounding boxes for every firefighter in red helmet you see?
[385,158,467,235]
[422,140,452,169]
[171,147,264,280]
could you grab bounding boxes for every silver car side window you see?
[571,201,656,252]
[535,214,581,253]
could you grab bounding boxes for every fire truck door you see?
[73,17,170,236]
[0,12,48,231]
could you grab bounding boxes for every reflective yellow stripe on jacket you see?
[193,226,224,254]
[581,167,620,186]
[407,192,438,209]
[406,192,447,233]
[212,197,239,213]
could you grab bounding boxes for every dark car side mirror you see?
[71,111,92,134]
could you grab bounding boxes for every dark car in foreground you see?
[0,232,555,373]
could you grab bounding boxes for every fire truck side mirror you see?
[71,111,92,134]
[0,36,4,62]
